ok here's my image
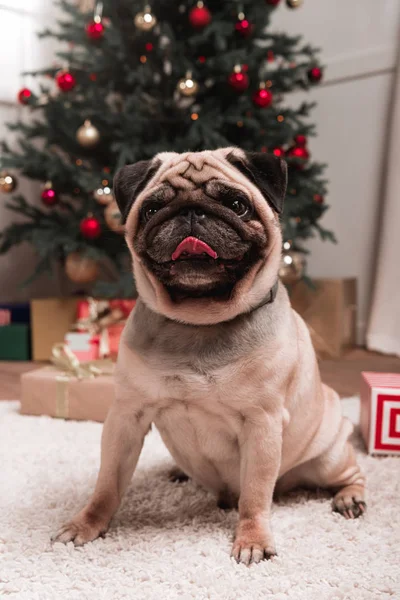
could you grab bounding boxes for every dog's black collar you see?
[247,279,279,314]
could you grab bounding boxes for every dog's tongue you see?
[171,236,218,261]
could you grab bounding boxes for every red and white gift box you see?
[64,331,99,362]
[360,372,400,455]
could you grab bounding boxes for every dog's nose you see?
[180,208,206,222]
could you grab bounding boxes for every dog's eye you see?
[142,202,162,222]
[223,198,249,218]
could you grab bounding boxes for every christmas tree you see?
[0,0,334,297]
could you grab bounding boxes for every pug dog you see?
[53,148,366,565]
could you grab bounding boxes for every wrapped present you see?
[0,309,11,326]
[0,302,30,324]
[360,372,400,455]
[31,297,136,361]
[68,298,136,360]
[0,323,31,360]
[31,298,79,361]
[290,278,357,358]
[20,344,115,422]
[65,331,100,362]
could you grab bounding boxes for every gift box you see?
[31,297,136,361]
[0,302,30,324]
[20,351,115,422]
[290,278,357,358]
[31,298,79,361]
[65,332,100,362]
[360,372,400,455]
[0,324,31,360]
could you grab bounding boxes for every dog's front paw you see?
[52,509,109,546]
[231,521,276,565]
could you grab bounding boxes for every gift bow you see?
[51,343,113,380]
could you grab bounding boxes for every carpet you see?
[0,398,399,600]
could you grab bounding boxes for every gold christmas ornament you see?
[279,251,305,285]
[76,120,100,148]
[104,200,125,233]
[0,171,17,193]
[65,252,100,283]
[286,0,303,8]
[94,184,113,205]
[134,5,157,31]
[177,71,199,97]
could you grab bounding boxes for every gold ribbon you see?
[51,343,113,380]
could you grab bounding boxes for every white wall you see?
[0,0,400,339]
[272,0,400,341]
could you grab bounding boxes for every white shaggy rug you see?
[0,398,399,600]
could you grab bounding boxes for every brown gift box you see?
[31,298,78,361]
[290,278,357,359]
[20,365,115,422]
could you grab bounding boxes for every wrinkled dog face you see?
[114,149,287,311]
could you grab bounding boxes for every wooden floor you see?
[0,349,399,401]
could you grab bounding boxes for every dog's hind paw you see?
[332,485,366,519]
[168,466,189,483]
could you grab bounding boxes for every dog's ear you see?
[227,151,287,214]
[113,159,161,223]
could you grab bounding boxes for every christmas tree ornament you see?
[252,83,273,108]
[0,171,16,193]
[94,183,113,205]
[287,145,310,161]
[80,215,102,239]
[313,194,324,204]
[177,72,199,97]
[86,0,105,39]
[134,5,157,31]
[76,120,100,148]
[272,147,285,157]
[104,201,125,234]
[308,66,323,83]
[41,181,59,206]
[55,70,77,92]
[294,134,307,146]
[235,13,253,37]
[189,2,211,29]
[228,65,249,92]
[279,251,305,285]
[65,251,100,284]
[266,0,281,5]
[86,20,105,39]
[286,0,303,8]
[283,240,292,251]
[17,88,32,105]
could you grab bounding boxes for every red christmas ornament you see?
[145,42,153,51]
[41,187,58,206]
[80,216,102,239]
[17,88,32,105]
[198,55,206,63]
[294,134,307,146]
[308,67,323,83]
[235,18,253,37]
[287,145,310,169]
[189,2,212,29]
[313,194,324,204]
[252,88,273,108]
[228,68,249,92]
[272,147,285,158]
[266,0,281,5]
[86,20,105,40]
[56,71,77,92]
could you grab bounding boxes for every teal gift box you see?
[0,324,31,360]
